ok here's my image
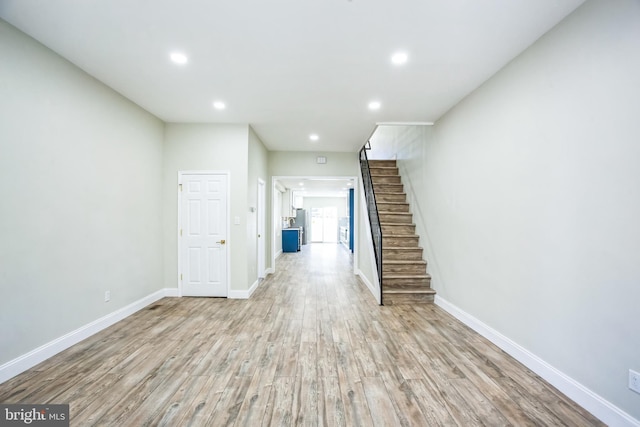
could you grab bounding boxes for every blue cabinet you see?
[282,228,300,252]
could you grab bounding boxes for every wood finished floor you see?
[0,244,603,426]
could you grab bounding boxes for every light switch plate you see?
[234,216,241,225]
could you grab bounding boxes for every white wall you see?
[162,124,250,292]
[269,151,357,177]
[371,0,640,422]
[0,20,164,365]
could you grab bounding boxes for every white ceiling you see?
[0,0,584,153]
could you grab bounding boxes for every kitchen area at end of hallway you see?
[275,178,355,255]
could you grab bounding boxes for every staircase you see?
[368,159,435,305]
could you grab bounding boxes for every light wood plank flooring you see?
[0,243,603,426]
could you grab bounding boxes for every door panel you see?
[207,200,220,234]
[181,173,228,297]
[188,200,201,235]
[208,247,221,282]
[188,247,201,283]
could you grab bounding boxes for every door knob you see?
[217,239,226,244]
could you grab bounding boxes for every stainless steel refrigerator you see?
[291,208,307,245]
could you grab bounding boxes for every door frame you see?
[177,170,231,297]
[271,175,359,274]
[257,178,266,278]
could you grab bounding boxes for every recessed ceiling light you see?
[391,51,408,65]
[213,101,226,110]
[299,182,304,186]
[309,134,319,141]
[170,52,188,65]
[347,182,352,186]
[368,101,381,110]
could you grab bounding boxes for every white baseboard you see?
[434,296,640,427]
[228,279,260,299]
[275,249,283,259]
[0,288,169,385]
[355,268,381,304]
[248,278,259,297]
[265,267,274,275]
[227,289,248,299]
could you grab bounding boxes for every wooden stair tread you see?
[383,274,431,279]
[384,283,432,290]
[379,217,412,222]
[378,206,410,213]
[384,246,423,250]
[383,289,436,294]
[384,260,426,265]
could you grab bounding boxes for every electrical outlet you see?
[630,369,640,394]
[104,291,110,302]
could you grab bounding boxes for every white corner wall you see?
[0,20,164,366]
[248,127,270,287]
[371,0,640,424]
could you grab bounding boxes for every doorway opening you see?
[271,175,358,274]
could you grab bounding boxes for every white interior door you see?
[180,173,228,297]
[257,179,266,278]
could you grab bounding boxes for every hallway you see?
[0,243,602,425]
